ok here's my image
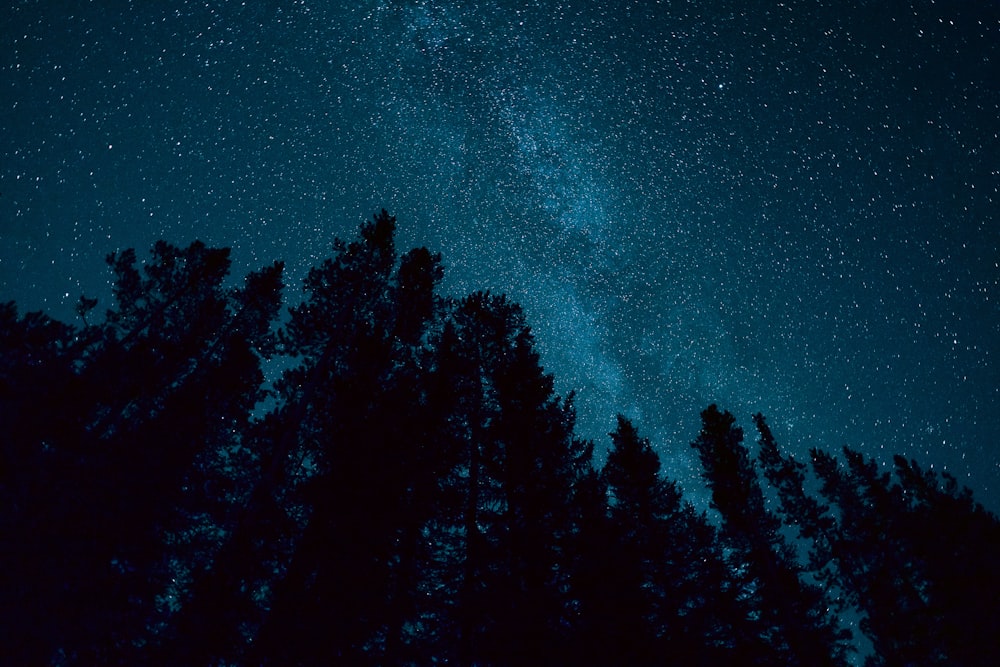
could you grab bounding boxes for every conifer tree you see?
[582,415,764,666]
[435,291,591,666]
[586,416,679,665]
[1,241,283,665]
[0,304,85,664]
[8,209,1000,667]
[692,405,850,667]
[244,210,448,666]
[805,445,1000,667]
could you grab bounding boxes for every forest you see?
[2,211,998,666]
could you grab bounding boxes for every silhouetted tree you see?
[430,291,591,666]
[240,211,449,666]
[755,411,1000,666]
[7,209,1000,667]
[1,241,283,665]
[103,244,282,664]
[801,444,1000,667]
[571,415,765,666]
[582,416,677,665]
[0,303,86,665]
[561,458,611,664]
[692,405,850,667]
[151,256,286,666]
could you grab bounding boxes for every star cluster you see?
[2,1,998,506]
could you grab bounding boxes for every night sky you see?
[3,1,998,509]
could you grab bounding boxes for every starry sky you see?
[3,1,998,509]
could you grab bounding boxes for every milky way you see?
[3,1,998,508]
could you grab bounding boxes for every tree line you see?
[2,210,998,666]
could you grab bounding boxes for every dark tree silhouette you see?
[4,210,998,667]
[803,445,1000,666]
[572,415,770,666]
[692,405,851,667]
[243,210,449,666]
[600,416,668,664]
[756,412,1000,666]
[0,303,84,664]
[433,291,592,666]
[1,241,283,665]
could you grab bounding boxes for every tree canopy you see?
[2,210,997,666]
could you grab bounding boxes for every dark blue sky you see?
[3,0,998,508]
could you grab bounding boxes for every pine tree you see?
[0,303,85,664]
[235,211,449,666]
[580,416,677,665]
[11,208,1000,667]
[692,405,850,667]
[806,445,1000,666]
[754,414,859,616]
[433,291,591,666]
[0,241,283,665]
[575,415,763,666]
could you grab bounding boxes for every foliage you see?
[2,211,997,666]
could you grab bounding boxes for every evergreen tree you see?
[692,405,850,667]
[804,445,1000,666]
[0,303,86,664]
[7,208,1000,667]
[239,211,448,666]
[754,414,842,585]
[585,416,678,665]
[890,454,1000,665]
[434,291,591,666]
[562,461,612,665]
[1,241,283,665]
[575,415,764,666]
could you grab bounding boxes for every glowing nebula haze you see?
[3,1,998,506]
